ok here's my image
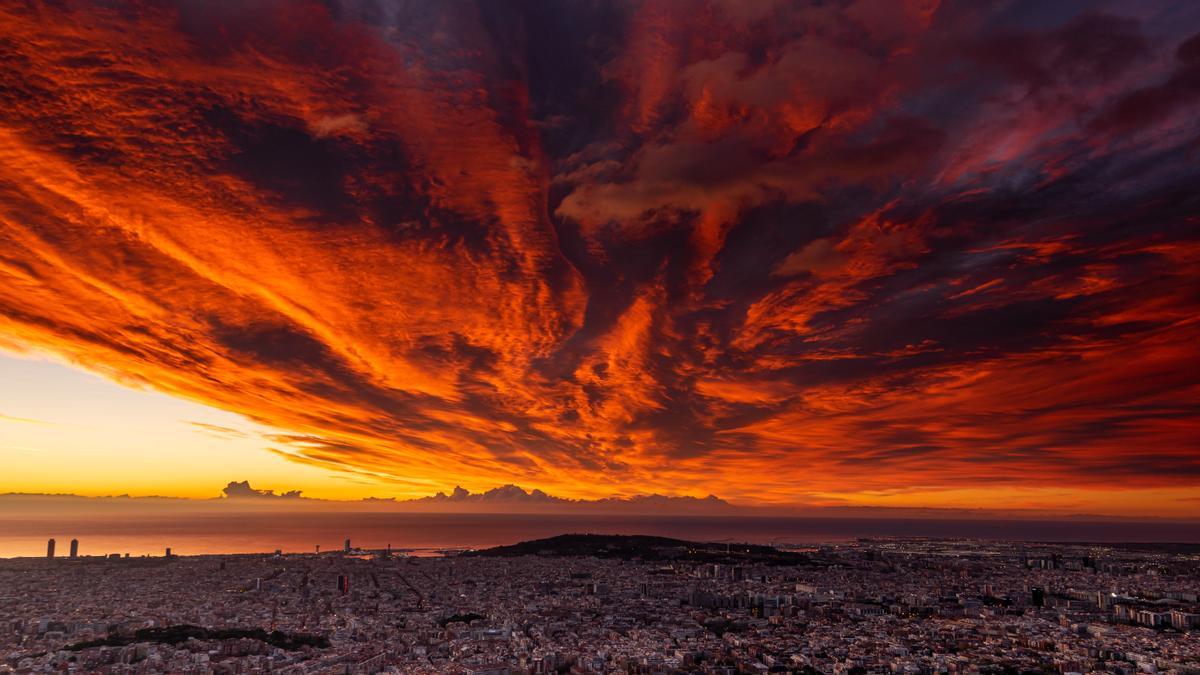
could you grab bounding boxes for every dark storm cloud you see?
[1088,31,1200,133]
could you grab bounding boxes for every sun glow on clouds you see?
[0,0,1198,515]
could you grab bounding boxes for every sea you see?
[1,513,1196,558]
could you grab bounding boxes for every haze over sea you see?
[2,514,1196,558]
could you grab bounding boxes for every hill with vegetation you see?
[464,534,810,565]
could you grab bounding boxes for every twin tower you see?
[46,538,79,558]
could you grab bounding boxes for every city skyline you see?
[4,536,1199,672]
[2,0,1200,517]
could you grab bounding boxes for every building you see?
[69,539,78,558]
[46,539,55,559]
[461,663,513,675]
[1170,610,1200,630]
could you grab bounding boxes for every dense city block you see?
[2,538,1197,674]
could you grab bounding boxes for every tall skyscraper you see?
[46,538,55,558]
[1031,587,1046,607]
[69,539,78,558]
[337,574,349,594]
[344,538,351,553]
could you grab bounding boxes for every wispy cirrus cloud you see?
[1,413,46,425]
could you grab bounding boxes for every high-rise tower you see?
[47,538,55,558]
[69,539,78,558]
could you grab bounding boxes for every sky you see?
[0,0,1198,518]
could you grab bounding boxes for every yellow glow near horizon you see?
[0,351,381,500]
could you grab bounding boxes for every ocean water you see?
[1,512,1196,558]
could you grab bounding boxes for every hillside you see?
[464,533,810,565]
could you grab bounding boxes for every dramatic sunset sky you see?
[1,0,1198,518]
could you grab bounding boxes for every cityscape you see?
[2,535,1198,673]
[2,0,1200,673]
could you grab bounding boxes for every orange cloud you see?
[0,1,1197,513]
